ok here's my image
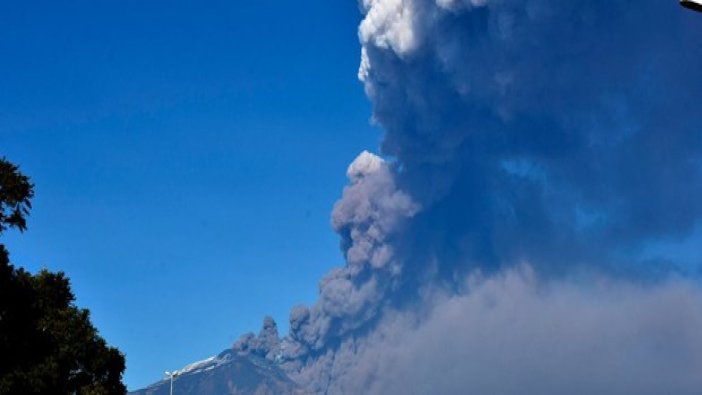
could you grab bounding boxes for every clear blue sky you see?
[0,1,378,390]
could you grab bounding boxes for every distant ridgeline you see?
[129,318,301,395]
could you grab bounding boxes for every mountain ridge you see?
[128,348,301,395]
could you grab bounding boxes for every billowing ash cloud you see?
[360,0,702,277]
[233,1,702,393]
[294,151,417,345]
[354,268,702,395]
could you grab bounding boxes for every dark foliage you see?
[0,158,33,233]
[0,158,126,394]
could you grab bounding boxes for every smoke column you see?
[235,1,702,393]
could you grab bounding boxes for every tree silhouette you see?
[0,158,33,233]
[0,157,126,394]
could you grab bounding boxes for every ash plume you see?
[234,1,702,393]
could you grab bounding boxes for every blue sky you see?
[0,1,378,389]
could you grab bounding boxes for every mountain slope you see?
[129,349,301,395]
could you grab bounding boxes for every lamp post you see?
[164,371,177,395]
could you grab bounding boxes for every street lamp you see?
[681,0,702,12]
[164,371,178,395]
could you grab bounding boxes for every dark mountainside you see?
[128,350,300,395]
[130,318,300,395]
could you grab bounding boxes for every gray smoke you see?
[355,267,702,395]
[359,0,702,277]
[234,1,702,393]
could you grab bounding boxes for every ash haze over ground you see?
[228,0,702,394]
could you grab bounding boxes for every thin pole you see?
[165,371,175,395]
